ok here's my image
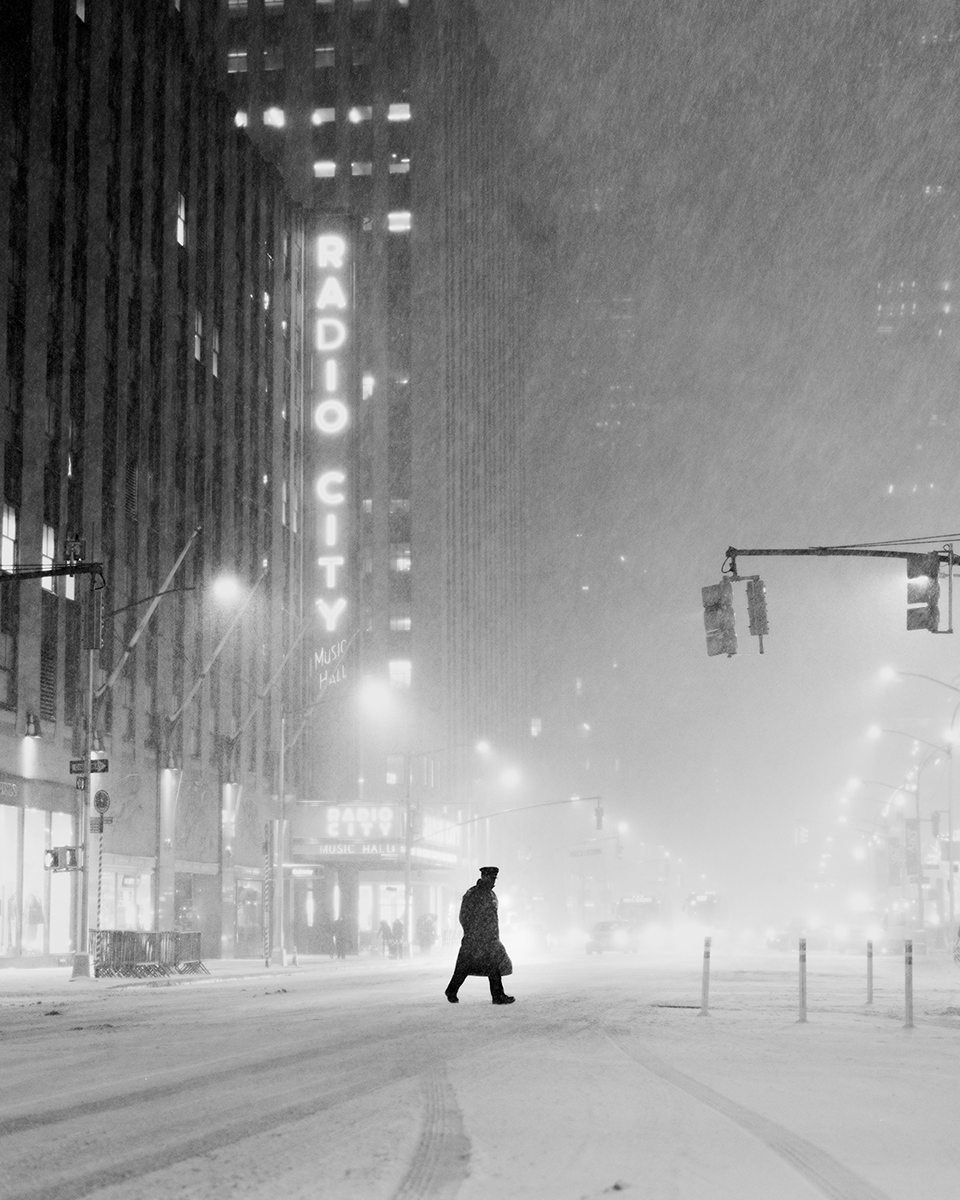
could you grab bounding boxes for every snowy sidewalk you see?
[0,948,438,1001]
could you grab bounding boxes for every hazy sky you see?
[475,2,960,925]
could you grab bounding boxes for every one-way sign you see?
[69,759,109,774]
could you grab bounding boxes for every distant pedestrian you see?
[332,916,348,959]
[445,866,514,1004]
[379,919,392,956]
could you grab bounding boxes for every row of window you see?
[228,0,410,10]
[237,103,410,124]
[229,45,401,71]
[311,160,410,179]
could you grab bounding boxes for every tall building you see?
[0,0,536,964]
[222,0,535,942]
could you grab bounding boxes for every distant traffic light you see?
[745,578,769,638]
[702,580,737,657]
[615,835,623,859]
[906,552,940,632]
[595,804,604,831]
[931,811,941,838]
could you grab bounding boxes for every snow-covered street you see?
[2,945,959,1200]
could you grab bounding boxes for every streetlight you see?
[867,726,950,934]
[879,669,960,926]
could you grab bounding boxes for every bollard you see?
[904,938,914,1029]
[798,936,807,1023]
[866,939,873,1005]
[700,936,711,1016]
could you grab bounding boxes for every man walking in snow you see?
[444,866,514,1004]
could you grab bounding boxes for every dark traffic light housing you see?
[906,552,940,632]
[702,580,737,657]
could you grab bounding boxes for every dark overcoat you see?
[452,880,513,977]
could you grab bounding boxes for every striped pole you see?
[700,936,711,1016]
[95,823,104,974]
[866,939,873,1004]
[904,938,914,1029]
[798,936,807,1022]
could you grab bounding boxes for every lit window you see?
[351,161,373,176]
[388,659,412,689]
[389,498,410,514]
[1,505,16,572]
[390,543,411,572]
[313,161,337,178]
[228,0,248,10]
[349,106,373,123]
[263,291,270,312]
[212,328,220,378]
[315,46,335,69]
[390,616,411,633]
[362,498,373,514]
[235,111,248,128]
[530,717,542,737]
[362,373,375,399]
[387,211,411,233]
[388,103,411,121]
[227,50,248,73]
[263,107,285,128]
[389,158,410,175]
[312,107,336,125]
[76,0,86,20]
[176,193,186,246]
[41,525,56,592]
[265,0,284,7]
[194,310,203,361]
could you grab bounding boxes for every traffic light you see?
[745,578,769,637]
[906,552,940,632]
[595,804,604,830]
[931,811,941,838]
[702,580,738,657]
[44,846,81,872]
[615,835,623,859]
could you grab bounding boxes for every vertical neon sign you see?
[313,230,352,632]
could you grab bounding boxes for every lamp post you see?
[154,566,267,931]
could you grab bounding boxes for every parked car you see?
[586,921,638,954]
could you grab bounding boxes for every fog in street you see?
[476,1,960,929]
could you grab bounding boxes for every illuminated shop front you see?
[290,801,461,952]
[0,776,74,961]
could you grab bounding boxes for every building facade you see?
[223,0,536,947]
[1,0,536,965]
[1,0,310,964]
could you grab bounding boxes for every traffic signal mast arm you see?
[723,541,954,635]
[0,562,105,584]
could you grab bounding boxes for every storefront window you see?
[0,805,18,955]
[22,808,48,954]
[235,882,263,957]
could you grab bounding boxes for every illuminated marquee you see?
[313,230,353,632]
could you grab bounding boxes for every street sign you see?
[70,759,109,774]
[94,790,110,814]
[570,847,603,857]
[90,817,114,834]
[76,777,86,791]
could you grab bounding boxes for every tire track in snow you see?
[604,1032,894,1200]
[391,1068,471,1200]
[3,1063,412,1200]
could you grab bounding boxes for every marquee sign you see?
[292,803,461,867]
[312,227,354,633]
